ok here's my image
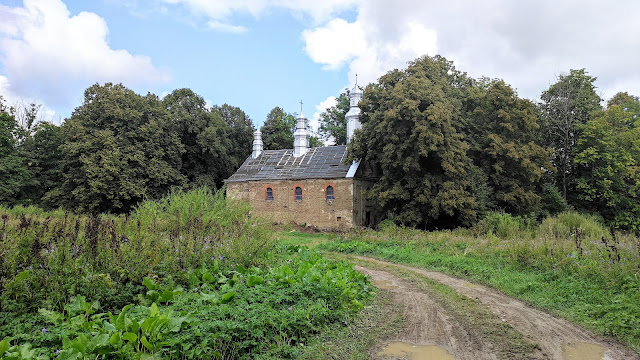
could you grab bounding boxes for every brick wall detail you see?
[227,179,356,229]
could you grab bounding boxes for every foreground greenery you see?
[0,189,373,359]
[319,211,640,352]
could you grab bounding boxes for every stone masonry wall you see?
[227,179,355,229]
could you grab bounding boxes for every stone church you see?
[225,81,378,229]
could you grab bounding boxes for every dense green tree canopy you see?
[261,107,295,150]
[318,90,350,145]
[0,101,30,206]
[465,80,552,214]
[20,122,65,208]
[574,96,640,231]
[607,92,640,118]
[212,104,254,170]
[58,83,186,213]
[539,69,602,201]
[350,55,477,228]
[163,88,233,189]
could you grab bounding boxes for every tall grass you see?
[0,188,274,313]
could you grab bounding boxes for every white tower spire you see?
[251,130,263,158]
[346,75,363,144]
[293,101,308,157]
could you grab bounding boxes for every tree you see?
[57,83,186,214]
[318,90,350,145]
[607,92,640,118]
[464,80,552,214]
[573,99,640,231]
[309,136,323,148]
[260,107,296,150]
[20,122,65,208]
[163,89,233,189]
[10,100,42,132]
[0,98,31,206]
[349,55,478,228]
[539,69,602,202]
[212,104,254,170]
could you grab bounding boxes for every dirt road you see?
[350,256,639,360]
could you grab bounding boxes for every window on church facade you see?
[295,186,302,201]
[266,187,274,201]
[326,185,334,200]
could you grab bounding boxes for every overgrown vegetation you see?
[0,189,373,359]
[319,211,640,351]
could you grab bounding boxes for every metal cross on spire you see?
[299,99,303,114]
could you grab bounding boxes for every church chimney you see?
[293,110,308,157]
[346,76,363,144]
[251,130,263,158]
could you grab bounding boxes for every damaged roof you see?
[225,145,358,182]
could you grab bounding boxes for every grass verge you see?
[297,289,404,359]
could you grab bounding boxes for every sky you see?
[1,0,639,134]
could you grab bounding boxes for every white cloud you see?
[206,19,248,33]
[0,0,170,117]
[303,10,438,93]
[301,0,640,102]
[302,18,365,70]
[157,0,361,31]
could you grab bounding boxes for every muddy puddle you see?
[373,279,399,290]
[562,342,606,360]
[377,342,455,360]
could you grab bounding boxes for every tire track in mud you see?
[353,255,639,360]
[357,265,499,360]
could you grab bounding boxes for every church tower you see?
[293,111,309,157]
[346,77,363,144]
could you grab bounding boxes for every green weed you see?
[0,188,274,315]
[1,247,372,359]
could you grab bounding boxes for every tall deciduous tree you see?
[574,96,640,230]
[607,92,640,118]
[21,122,65,208]
[0,97,31,206]
[539,69,602,202]
[260,107,296,150]
[163,88,232,189]
[212,104,254,170]
[349,55,477,228]
[57,83,186,214]
[465,80,552,214]
[318,90,350,145]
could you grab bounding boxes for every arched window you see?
[295,186,302,201]
[266,187,274,201]
[326,185,334,200]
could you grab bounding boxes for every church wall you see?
[227,179,355,229]
[352,179,377,227]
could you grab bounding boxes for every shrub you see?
[476,212,531,240]
[538,211,610,243]
[540,183,570,216]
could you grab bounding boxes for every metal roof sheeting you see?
[225,145,355,182]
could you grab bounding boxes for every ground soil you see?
[349,255,640,360]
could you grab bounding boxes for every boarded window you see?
[295,186,302,200]
[266,187,274,201]
[326,185,335,200]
